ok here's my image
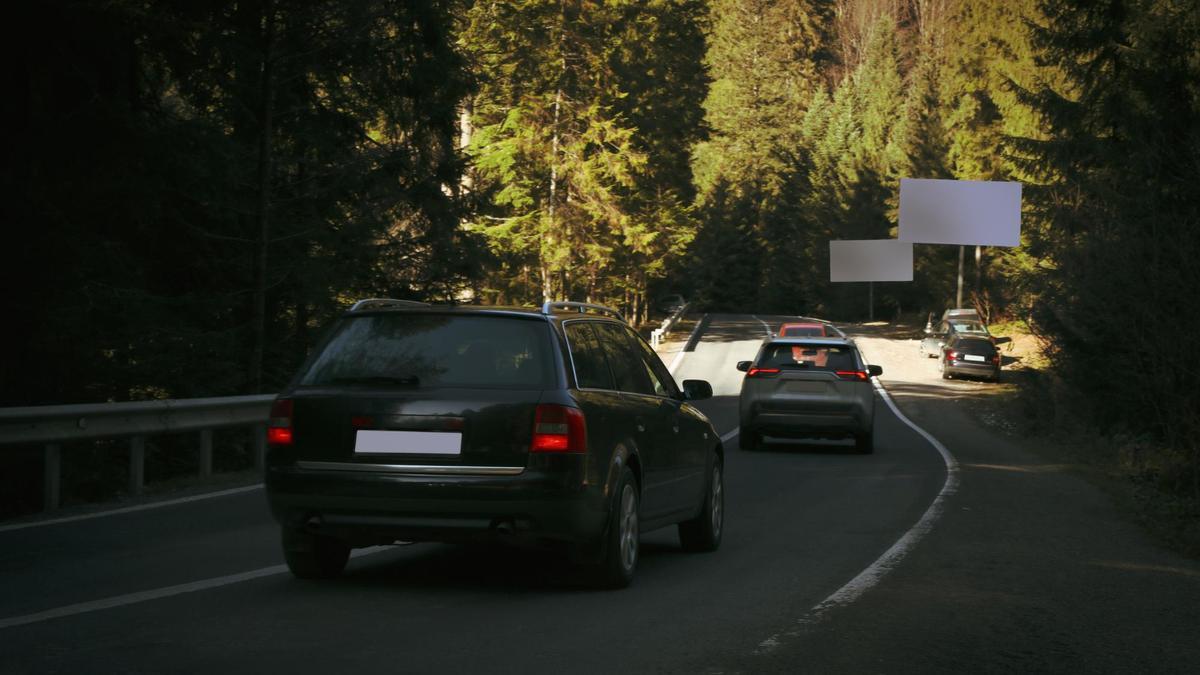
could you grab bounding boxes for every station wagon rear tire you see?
[679,458,723,552]
[593,466,639,589]
[738,429,759,451]
[282,528,351,580]
[855,432,874,454]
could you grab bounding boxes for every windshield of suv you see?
[299,314,555,389]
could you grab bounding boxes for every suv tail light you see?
[944,348,958,361]
[836,370,869,382]
[267,398,293,446]
[991,353,1001,365]
[531,405,587,453]
[746,367,781,378]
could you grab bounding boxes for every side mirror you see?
[868,365,883,378]
[736,361,751,372]
[681,379,713,401]
[923,326,933,335]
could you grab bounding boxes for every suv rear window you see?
[299,314,555,389]
[759,342,858,371]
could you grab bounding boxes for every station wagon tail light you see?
[991,353,1001,364]
[944,349,958,361]
[746,367,781,377]
[267,398,293,446]
[531,405,587,453]
[836,370,869,382]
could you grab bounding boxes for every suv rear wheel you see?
[679,457,723,552]
[593,466,639,589]
[282,529,351,580]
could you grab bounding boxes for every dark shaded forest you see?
[3,0,1198,498]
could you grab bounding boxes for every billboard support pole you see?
[868,282,874,321]
[956,245,964,308]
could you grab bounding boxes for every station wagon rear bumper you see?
[265,458,609,549]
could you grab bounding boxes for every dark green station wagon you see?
[265,300,723,588]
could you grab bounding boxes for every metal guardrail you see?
[0,395,275,512]
[650,301,691,347]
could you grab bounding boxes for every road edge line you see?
[0,547,388,631]
[0,484,265,534]
[754,376,959,654]
[668,313,709,375]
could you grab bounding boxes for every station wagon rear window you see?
[299,314,555,389]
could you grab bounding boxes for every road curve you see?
[0,315,952,673]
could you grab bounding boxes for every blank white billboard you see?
[898,178,1021,247]
[829,240,913,282]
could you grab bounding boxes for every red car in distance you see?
[777,323,838,365]
[777,322,833,338]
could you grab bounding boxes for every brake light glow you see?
[746,367,781,377]
[267,399,293,446]
[531,405,587,453]
[836,370,869,382]
[944,349,959,361]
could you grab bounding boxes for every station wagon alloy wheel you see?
[710,465,723,538]
[619,483,639,572]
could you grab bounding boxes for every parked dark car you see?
[264,299,722,588]
[736,338,882,453]
[940,333,1001,381]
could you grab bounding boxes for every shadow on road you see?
[329,536,695,594]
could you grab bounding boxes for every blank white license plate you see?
[354,430,462,455]
[963,354,986,363]
[786,382,826,393]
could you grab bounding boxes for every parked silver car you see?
[736,338,881,453]
[919,309,992,358]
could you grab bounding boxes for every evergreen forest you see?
[4,0,1199,497]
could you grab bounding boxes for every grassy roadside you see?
[953,320,1200,560]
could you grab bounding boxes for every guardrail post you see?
[129,435,145,495]
[43,443,61,511]
[199,429,213,477]
[252,424,266,472]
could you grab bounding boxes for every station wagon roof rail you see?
[349,298,432,311]
[541,301,624,322]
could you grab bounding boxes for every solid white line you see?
[754,376,959,655]
[0,547,389,631]
[668,313,708,375]
[720,428,739,443]
[0,484,266,534]
[751,315,773,338]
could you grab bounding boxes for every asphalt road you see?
[2,314,1197,674]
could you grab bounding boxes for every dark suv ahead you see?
[265,300,722,588]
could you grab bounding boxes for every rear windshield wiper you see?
[328,375,420,387]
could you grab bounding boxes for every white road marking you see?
[0,547,390,631]
[668,313,709,375]
[753,375,959,655]
[720,428,739,443]
[751,315,773,338]
[0,484,265,534]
